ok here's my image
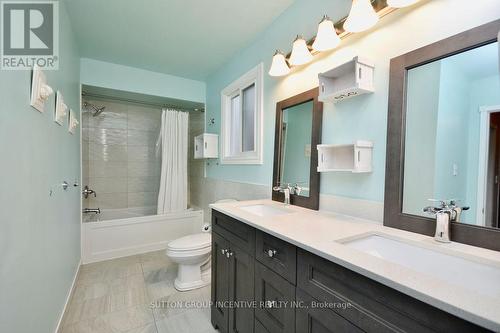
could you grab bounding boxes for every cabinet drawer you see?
[256,230,297,284]
[212,210,255,255]
[296,289,363,333]
[297,249,490,333]
[255,262,295,333]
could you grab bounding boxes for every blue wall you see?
[80,58,206,104]
[402,61,441,216]
[281,101,313,190]
[204,0,500,203]
[0,1,81,332]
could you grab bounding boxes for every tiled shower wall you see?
[188,111,205,208]
[82,99,161,214]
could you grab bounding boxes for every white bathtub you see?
[82,208,204,264]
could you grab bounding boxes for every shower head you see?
[83,101,106,117]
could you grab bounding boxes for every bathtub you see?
[82,207,204,264]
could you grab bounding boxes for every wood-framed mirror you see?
[385,19,500,251]
[272,87,323,210]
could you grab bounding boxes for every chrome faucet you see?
[424,202,452,243]
[423,199,468,243]
[82,185,97,199]
[83,208,101,214]
[273,184,291,205]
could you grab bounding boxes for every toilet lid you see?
[167,233,211,251]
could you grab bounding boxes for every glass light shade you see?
[312,16,341,52]
[289,36,313,66]
[343,0,379,33]
[387,0,419,7]
[268,51,290,77]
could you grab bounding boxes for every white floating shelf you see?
[318,56,374,103]
[317,141,373,173]
[194,133,218,159]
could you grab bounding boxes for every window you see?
[221,63,263,164]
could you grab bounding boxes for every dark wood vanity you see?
[210,209,490,333]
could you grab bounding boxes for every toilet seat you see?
[167,233,211,252]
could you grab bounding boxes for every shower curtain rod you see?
[82,92,204,112]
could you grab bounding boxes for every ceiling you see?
[65,0,294,81]
[445,42,499,80]
[82,85,205,111]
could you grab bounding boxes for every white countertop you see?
[210,199,500,331]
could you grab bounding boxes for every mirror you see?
[280,101,313,197]
[273,88,322,210]
[403,42,500,228]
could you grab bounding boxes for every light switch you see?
[453,163,458,176]
[305,144,311,157]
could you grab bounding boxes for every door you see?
[212,232,230,332]
[486,113,500,228]
[228,243,255,333]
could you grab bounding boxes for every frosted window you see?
[230,94,241,156]
[242,84,255,152]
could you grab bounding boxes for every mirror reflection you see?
[403,42,500,228]
[279,100,313,197]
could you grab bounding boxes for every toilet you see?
[166,199,237,291]
[166,232,212,291]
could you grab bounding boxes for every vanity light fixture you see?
[312,15,341,52]
[387,0,419,7]
[289,35,313,66]
[344,0,379,33]
[268,50,291,77]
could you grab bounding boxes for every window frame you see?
[220,63,263,165]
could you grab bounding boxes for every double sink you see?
[238,203,500,297]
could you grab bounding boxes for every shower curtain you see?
[157,109,188,214]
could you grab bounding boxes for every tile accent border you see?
[319,194,384,223]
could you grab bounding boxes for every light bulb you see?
[289,36,313,66]
[343,0,379,33]
[312,15,341,52]
[268,50,290,77]
[387,0,419,7]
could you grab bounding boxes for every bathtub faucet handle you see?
[82,186,97,199]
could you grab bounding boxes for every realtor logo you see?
[1,1,59,70]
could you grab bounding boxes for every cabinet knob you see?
[266,249,277,258]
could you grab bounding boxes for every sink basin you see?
[239,204,293,217]
[341,234,500,296]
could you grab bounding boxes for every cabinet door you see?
[296,289,363,333]
[211,232,230,333]
[228,243,255,333]
[255,262,295,333]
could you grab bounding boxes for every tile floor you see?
[60,251,216,333]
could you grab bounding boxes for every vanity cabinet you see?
[255,262,296,333]
[212,211,255,333]
[211,210,491,333]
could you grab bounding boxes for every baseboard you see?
[54,259,81,333]
[83,240,169,264]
